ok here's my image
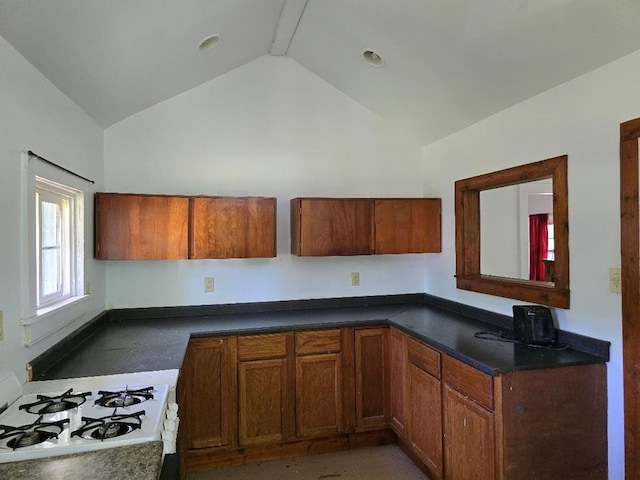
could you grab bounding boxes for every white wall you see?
[480,186,521,278]
[0,35,105,382]
[104,56,428,308]
[423,49,640,480]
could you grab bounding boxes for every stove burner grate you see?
[72,409,145,441]
[19,389,91,415]
[94,386,154,408]
[0,416,69,450]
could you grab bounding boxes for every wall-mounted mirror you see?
[455,155,569,308]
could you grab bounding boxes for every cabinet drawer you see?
[442,355,494,410]
[238,333,288,361]
[407,337,440,379]
[295,329,342,355]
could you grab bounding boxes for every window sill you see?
[34,295,90,319]
[20,294,92,346]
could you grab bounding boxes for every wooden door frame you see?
[621,118,640,478]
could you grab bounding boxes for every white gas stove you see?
[0,370,179,464]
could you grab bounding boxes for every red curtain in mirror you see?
[529,214,548,281]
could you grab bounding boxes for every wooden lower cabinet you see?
[180,327,607,480]
[354,327,389,431]
[406,335,443,479]
[496,364,608,480]
[179,336,237,451]
[389,327,407,438]
[393,328,607,480]
[443,384,495,480]
[295,329,345,438]
[295,352,343,437]
[181,327,394,476]
[237,333,294,446]
[408,363,443,478]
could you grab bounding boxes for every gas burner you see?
[19,389,91,415]
[94,387,154,408]
[72,409,145,441]
[0,416,69,450]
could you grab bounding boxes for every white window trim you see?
[20,153,92,346]
[36,178,80,308]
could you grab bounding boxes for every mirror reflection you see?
[480,179,554,283]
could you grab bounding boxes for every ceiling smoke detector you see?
[362,49,384,67]
[198,34,221,51]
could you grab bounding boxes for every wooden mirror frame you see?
[455,155,570,308]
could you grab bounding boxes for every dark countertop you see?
[34,297,608,380]
[0,441,164,480]
[20,296,607,480]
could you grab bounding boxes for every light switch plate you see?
[609,267,621,294]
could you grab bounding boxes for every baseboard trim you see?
[185,429,397,473]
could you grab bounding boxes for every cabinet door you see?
[374,198,441,254]
[443,385,495,480]
[95,193,189,259]
[239,358,289,446]
[190,196,276,259]
[355,328,389,431]
[408,363,443,479]
[237,333,294,446]
[389,328,407,438]
[181,337,237,450]
[295,353,343,437]
[291,198,374,256]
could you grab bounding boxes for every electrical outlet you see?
[204,277,215,293]
[609,267,621,294]
[0,310,4,341]
[351,272,360,287]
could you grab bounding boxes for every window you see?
[546,221,555,261]
[35,177,84,311]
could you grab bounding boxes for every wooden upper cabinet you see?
[95,193,276,260]
[291,197,441,256]
[291,198,374,256]
[190,196,276,259]
[375,198,441,254]
[95,193,189,260]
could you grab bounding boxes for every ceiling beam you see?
[270,0,308,56]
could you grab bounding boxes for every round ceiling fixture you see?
[198,34,221,51]
[362,49,384,67]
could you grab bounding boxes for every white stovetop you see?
[0,369,179,463]
[21,370,179,396]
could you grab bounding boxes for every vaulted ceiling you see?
[1,0,640,144]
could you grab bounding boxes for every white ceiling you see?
[1,0,640,144]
